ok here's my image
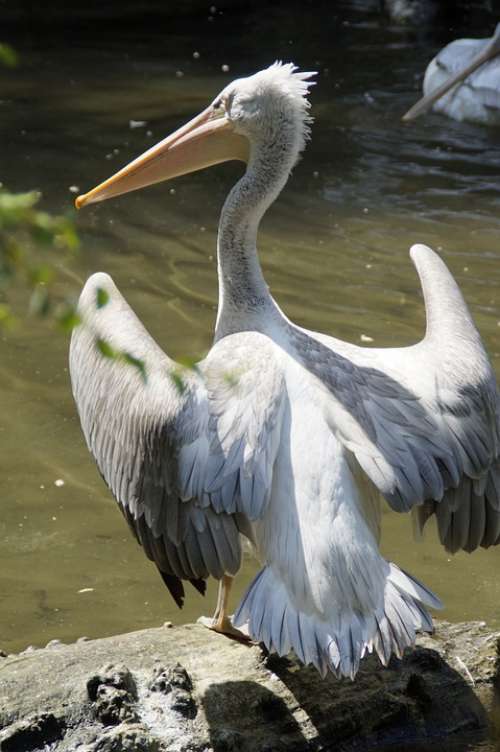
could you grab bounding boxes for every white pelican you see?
[403,24,500,124]
[71,63,500,679]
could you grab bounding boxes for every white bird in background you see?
[404,24,500,124]
[71,63,500,679]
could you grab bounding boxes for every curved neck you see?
[214,125,300,340]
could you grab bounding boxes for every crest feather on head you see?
[254,61,316,102]
[252,62,316,151]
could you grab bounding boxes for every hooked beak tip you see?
[75,194,87,210]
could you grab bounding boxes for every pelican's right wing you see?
[70,273,285,606]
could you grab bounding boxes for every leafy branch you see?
[0,43,176,387]
[0,187,80,330]
[0,50,145,378]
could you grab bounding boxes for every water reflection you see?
[0,1,499,672]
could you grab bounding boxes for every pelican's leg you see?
[198,575,250,641]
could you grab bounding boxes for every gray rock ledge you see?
[1,620,499,752]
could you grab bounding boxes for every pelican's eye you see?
[212,97,226,113]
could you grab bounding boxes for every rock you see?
[149,663,196,719]
[20,645,37,655]
[87,664,139,726]
[0,712,66,751]
[148,662,192,694]
[0,620,498,751]
[46,639,65,650]
[210,728,245,752]
[93,686,139,727]
[87,664,138,702]
[81,723,155,752]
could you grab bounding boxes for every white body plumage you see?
[71,64,500,679]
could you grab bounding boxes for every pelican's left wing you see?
[70,273,285,604]
[297,245,500,554]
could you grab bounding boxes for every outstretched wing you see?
[70,272,285,606]
[295,244,500,553]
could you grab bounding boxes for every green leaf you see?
[170,369,186,395]
[33,210,55,229]
[4,239,23,266]
[31,225,55,246]
[223,371,240,388]
[57,306,82,333]
[96,338,117,359]
[29,286,50,317]
[122,352,147,382]
[96,287,109,309]
[28,264,55,286]
[0,189,39,213]
[0,303,14,328]
[56,222,79,251]
[0,44,19,68]
[177,354,200,372]
[0,186,81,334]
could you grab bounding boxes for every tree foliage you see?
[0,45,148,382]
[0,186,80,330]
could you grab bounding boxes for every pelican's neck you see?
[214,124,301,341]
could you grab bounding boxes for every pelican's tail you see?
[233,563,441,679]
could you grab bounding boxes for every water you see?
[0,0,499,698]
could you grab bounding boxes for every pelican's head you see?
[76,62,315,209]
[215,63,315,150]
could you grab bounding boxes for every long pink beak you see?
[76,105,249,209]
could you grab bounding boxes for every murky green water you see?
[1,2,500,696]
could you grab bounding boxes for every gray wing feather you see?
[416,460,500,553]
[296,245,500,553]
[70,273,284,601]
[199,332,286,519]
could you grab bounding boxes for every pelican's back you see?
[424,37,500,123]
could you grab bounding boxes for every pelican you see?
[403,24,500,124]
[71,63,500,679]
